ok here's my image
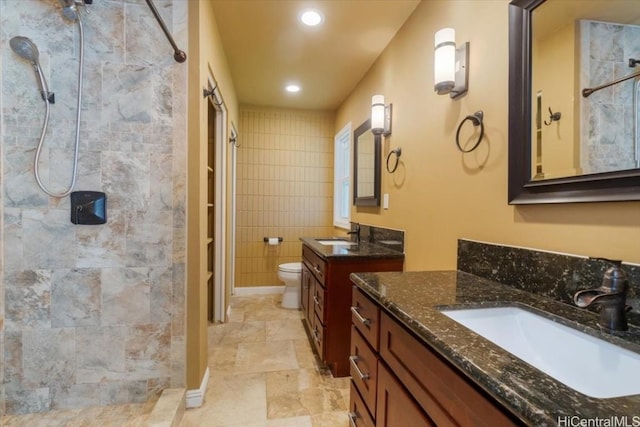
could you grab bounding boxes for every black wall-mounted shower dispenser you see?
[70,191,106,225]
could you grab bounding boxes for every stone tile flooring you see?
[1,294,351,426]
[181,294,351,427]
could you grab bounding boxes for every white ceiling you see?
[533,0,640,40]
[210,0,421,111]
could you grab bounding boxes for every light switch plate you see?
[383,193,389,209]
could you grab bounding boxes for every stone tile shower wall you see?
[236,107,336,288]
[0,0,187,416]
[579,20,640,174]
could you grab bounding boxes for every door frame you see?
[206,72,227,323]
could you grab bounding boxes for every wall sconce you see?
[434,28,469,99]
[371,94,392,136]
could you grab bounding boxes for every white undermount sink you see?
[440,306,640,398]
[315,239,357,246]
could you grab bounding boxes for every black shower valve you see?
[70,191,106,225]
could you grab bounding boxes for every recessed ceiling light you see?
[285,84,301,93]
[299,9,323,27]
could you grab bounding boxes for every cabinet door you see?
[377,362,434,427]
[380,312,518,427]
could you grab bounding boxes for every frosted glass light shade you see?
[434,28,456,94]
[371,95,385,134]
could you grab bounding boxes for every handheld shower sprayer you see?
[8,0,88,198]
[9,37,54,103]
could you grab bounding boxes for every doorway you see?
[205,78,227,323]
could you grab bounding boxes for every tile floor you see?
[181,294,351,427]
[1,294,351,426]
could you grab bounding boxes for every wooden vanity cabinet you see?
[377,362,435,427]
[301,244,403,377]
[350,287,519,427]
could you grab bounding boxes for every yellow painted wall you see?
[235,106,336,287]
[186,0,239,389]
[336,0,640,270]
[533,22,578,178]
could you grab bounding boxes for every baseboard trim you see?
[185,367,209,408]
[234,286,283,296]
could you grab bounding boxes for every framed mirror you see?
[508,0,640,204]
[353,119,381,206]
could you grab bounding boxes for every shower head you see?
[59,0,79,22]
[9,36,39,64]
[9,36,52,103]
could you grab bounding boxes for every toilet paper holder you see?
[264,237,283,243]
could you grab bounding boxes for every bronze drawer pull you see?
[313,296,321,306]
[313,265,322,275]
[349,355,370,380]
[350,306,371,326]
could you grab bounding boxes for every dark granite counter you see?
[300,237,405,260]
[350,270,640,426]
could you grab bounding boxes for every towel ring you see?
[455,111,484,153]
[386,147,402,173]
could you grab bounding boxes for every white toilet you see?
[278,262,302,309]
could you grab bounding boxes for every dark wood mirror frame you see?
[508,0,640,204]
[353,118,381,207]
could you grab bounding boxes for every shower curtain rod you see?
[145,0,187,63]
[582,69,640,98]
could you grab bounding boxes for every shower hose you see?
[35,16,84,198]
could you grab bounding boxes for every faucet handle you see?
[602,263,628,293]
[589,257,628,293]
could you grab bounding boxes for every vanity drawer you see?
[301,263,312,319]
[350,326,378,417]
[349,381,375,427]
[311,313,325,357]
[380,312,516,427]
[351,287,380,350]
[313,281,326,324]
[303,245,326,285]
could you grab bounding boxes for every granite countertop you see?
[350,270,640,426]
[300,237,405,260]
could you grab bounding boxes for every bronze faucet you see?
[574,258,631,331]
[347,223,360,243]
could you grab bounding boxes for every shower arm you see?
[582,69,640,98]
[144,0,187,63]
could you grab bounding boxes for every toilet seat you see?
[278,262,302,273]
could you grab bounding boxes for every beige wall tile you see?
[236,107,337,287]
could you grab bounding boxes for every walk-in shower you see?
[9,0,86,198]
[582,56,640,172]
